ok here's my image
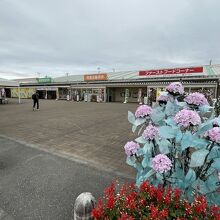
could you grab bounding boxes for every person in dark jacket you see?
[32,91,39,111]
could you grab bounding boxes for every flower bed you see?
[92,181,220,219]
[93,82,220,219]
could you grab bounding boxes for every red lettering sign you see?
[139,67,203,76]
[84,73,108,81]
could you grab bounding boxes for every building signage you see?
[84,74,108,81]
[36,77,52,83]
[139,67,203,76]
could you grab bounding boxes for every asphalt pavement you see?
[0,136,133,220]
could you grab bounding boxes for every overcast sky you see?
[0,0,220,79]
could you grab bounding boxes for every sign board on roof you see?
[84,73,108,81]
[36,77,52,83]
[139,67,203,76]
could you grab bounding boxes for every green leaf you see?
[208,146,220,160]
[197,121,213,135]
[165,118,178,128]
[135,136,147,144]
[134,118,146,126]
[165,101,177,116]
[143,142,153,155]
[198,105,212,113]
[191,136,209,149]
[142,156,151,168]
[192,178,208,194]
[181,131,193,151]
[143,169,155,180]
[126,156,136,167]
[184,168,196,188]
[132,125,137,133]
[190,149,209,167]
[150,108,165,124]
[157,139,170,154]
[211,158,220,171]
[128,111,135,124]
[156,173,163,182]
[176,130,183,143]
[159,126,176,138]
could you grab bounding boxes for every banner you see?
[84,74,108,81]
[139,67,203,76]
[11,88,35,98]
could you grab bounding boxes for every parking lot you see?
[0,99,137,178]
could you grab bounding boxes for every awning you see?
[0,78,19,87]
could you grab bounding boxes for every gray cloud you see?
[0,0,220,79]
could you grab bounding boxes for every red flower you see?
[159,209,169,218]
[193,195,207,216]
[106,194,115,209]
[149,204,159,219]
[92,198,104,219]
[118,213,134,220]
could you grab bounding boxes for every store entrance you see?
[107,88,115,102]
[37,90,46,99]
[47,91,56,99]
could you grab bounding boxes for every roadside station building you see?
[10,64,220,103]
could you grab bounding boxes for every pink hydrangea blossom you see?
[152,154,172,173]
[135,105,152,118]
[124,141,140,156]
[166,82,184,95]
[157,94,173,103]
[142,125,159,140]
[204,127,220,144]
[184,92,208,106]
[174,109,201,128]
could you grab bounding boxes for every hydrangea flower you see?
[204,127,220,144]
[174,109,201,128]
[142,125,159,140]
[218,172,220,181]
[213,118,219,127]
[135,105,152,118]
[184,92,208,106]
[124,141,140,156]
[166,82,184,95]
[152,154,172,173]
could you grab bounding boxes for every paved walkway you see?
[0,136,132,220]
[0,99,137,178]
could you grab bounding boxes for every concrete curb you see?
[0,208,14,220]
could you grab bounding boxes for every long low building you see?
[7,64,220,103]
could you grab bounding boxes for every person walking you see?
[32,91,39,111]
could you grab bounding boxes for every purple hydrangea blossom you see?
[213,118,219,127]
[142,125,159,140]
[184,92,209,106]
[166,82,184,95]
[124,141,140,156]
[152,154,172,173]
[174,109,201,128]
[204,127,220,144]
[135,105,152,118]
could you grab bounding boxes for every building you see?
[9,64,220,103]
